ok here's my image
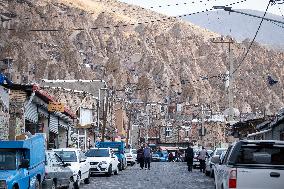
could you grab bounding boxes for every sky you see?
[119,0,284,17]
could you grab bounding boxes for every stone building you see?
[0,86,9,140]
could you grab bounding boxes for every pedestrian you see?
[198,146,208,173]
[168,152,174,162]
[143,143,152,170]
[185,143,194,172]
[137,145,144,170]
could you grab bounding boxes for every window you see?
[165,128,172,137]
[54,151,77,162]
[85,149,110,157]
[280,132,284,141]
[185,131,189,137]
[234,144,284,166]
[0,149,17,170]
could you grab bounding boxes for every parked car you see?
[125,148,136,166]
[43,151,74,189]
[205,148,227,177]
[95,142,127,171]
[0,134,45,189]
[85,148,119,176]
[151,153,161,162]
[214,140,284,189]
[53,148,90,189]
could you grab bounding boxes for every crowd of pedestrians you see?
[136,142,209,174]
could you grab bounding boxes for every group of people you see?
[137,143,152,170]
[185,144,209,172]
[168,150,182,162]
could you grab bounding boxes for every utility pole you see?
[101,89,109,142]
[212,37,234,123]
[126,102,133,148]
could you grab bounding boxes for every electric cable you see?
[231,0,272,76]
[1,0,249,32]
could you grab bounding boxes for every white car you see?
[85,148,119,176]
[205,148,227,177]
[53,148,90,189]
[125,149,137,166]
[214,140,284,189]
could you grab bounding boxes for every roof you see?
[256,120,271,130]
[3,84,76,119]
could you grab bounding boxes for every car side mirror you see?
[64,163,71,167]
[19,159,30,169]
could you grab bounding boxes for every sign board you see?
[48,102,64,112]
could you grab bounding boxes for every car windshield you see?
[125,149,130,153]
[131,149,137,154]
[54,151,77,162]
[85,149,109,157]
[0,149,17,170]
[152,154,159,157]
[234,144,284,166]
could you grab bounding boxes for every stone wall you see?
[0,86,9,140]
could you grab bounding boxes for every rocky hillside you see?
[0,0,284,115]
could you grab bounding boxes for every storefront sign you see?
[48,102,64,112]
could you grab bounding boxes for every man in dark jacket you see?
[137,145,144,170]
[185,143,194,172]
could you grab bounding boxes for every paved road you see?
[81,162,215,189]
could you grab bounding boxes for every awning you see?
[38,107,49,118]
[59,120,68,129]
[49,114,59,134]
[24,103,38,123]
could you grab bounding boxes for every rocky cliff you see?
[1,0,283,115]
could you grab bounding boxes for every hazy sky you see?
[119,0,284,16]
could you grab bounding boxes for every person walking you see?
[198,146,208,173]
[137,145,144,170]
[185,143,194,172]
[168,152,174,162]
[143,144,151,170]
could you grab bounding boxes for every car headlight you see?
[0,180,7,189]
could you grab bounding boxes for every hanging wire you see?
[232,0,272,76]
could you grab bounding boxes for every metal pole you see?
[97,89,100,140]
[228,42,234,123]
[201,104,205,146]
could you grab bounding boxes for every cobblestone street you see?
[82,162,215,189]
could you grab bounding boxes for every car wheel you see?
[106,165,112,177]
[84,172,90,184]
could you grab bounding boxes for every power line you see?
[232,0,272,76]
[1,0,249,32]
[0,0,223,20]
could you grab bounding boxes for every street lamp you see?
[213,5,284,25]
